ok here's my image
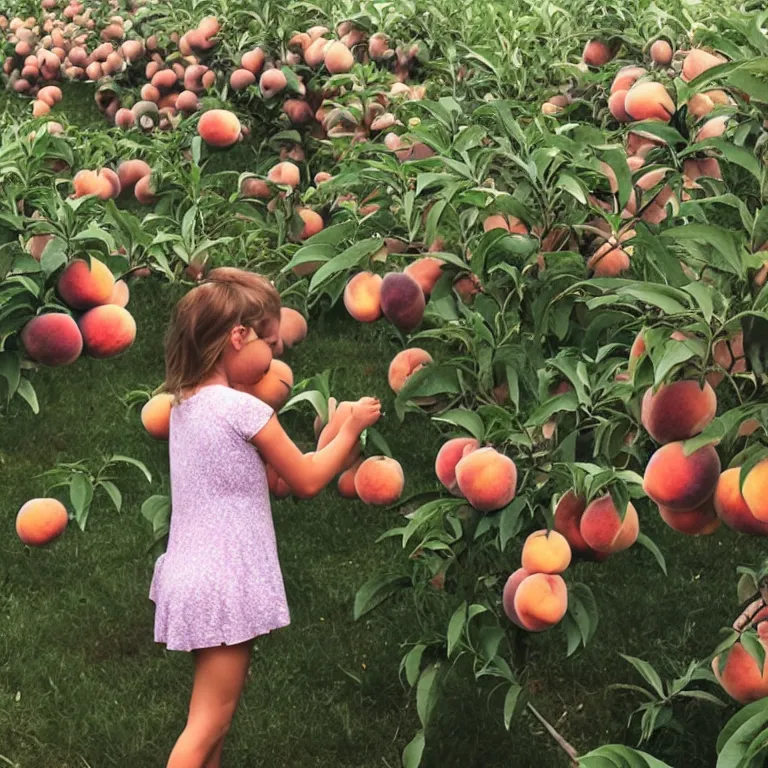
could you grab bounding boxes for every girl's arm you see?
[251,397,380,499]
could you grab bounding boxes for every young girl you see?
[150,267,381,768]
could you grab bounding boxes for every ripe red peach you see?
[197,109,241,147]
[743,460,768,522]
[715,468,768,535]
[713,632,768,703]
[324,41,354,74]
[380,272,425,332]
[643,442,721,511]
[521,530,572,574]
[624,81,675,122]
[141,393,174,440]
[582,39,614,67]
[553,490,597,557]
[483,214,528,235]
[296,208,323,240]
[513,573,568,631]
[580,495,639,553]
[267,161,300,187]
[338,459,363,499]
[404,257,444,296]
[354,456,405,505]
[16,498,68,546]
[502,567,532,628]
[658,497,720,535]
[279,307,307,348]
[650,40,673,66]
[21,313,83,366]
[230,68,255,90]
[388,348,433,395]
[344,272,383,322]
[134,174,157,205]
[78,304,137,358]
[117,159,151,191]
[455,447,517,512]
[640,380,717,444]
[57,257,115,309]
[259,68,287,98]
[682,49,727,82]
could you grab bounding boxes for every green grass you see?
[1,279,765,768]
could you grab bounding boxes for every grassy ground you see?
[1,278,766,768]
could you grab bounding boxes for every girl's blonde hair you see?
[164,267,281,397]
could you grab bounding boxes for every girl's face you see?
[222,314,281,386]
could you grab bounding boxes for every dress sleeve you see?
[228,391,274,441]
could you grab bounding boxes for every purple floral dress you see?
[150,385,290,651]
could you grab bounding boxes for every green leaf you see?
[569,583,599,648]
[0,351,21,399]
[503,684,523,730]
[40,236,68,275]
[302,220,357,246]
[652,341,699,388]
[578,744,674,767]
[717,697,768,755]
[70,472,94,532]
[682,283,713,323]
[72,223,115,251]
[141,495,170,538]
[741,630,767,672]
[416,663,439,727]
[353,574,410,620]
[716,703,768,768]
[280,243,336,275]
[636,533,667,576]
[15,377,38,414]
[525,391,579,426]
[402,730,425,768]
[108,455,152,483]
[99,480,122,513]
[432,409,485,442]
[446,602,467,658]
[499,498,527,550]
[620,654,666,699]
[402,644,427,688]
[309,238,383,293]
[661,224,742,277]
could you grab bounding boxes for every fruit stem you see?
[526,702,579,765]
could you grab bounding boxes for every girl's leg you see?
[203,739,225,768]
[167,641,252,768]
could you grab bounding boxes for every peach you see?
[37,85,62,107]
[743,460,768,522]
[624,81,675,122]
[73,169,113,200]
[296,208,323,240]
[241,48,265,74]
[267,161,300,187]
[230,68,255,90]
[279,307,307,348]
[502,567,532,628]
[650,40,673,66]
[176,91,200,114]
[259,68,287,98]
[240,178,272,199]
[696,115,728,142]
[608,90,631,122]
[715,468,768,535]
[134,174,157,205]
[224,336,273,386]
[78,304,137,358]
[553,490,593,556]
[455,447,517,512]
[324,41,354,74]
[380,272,425,332]
[588,241,631,277]
[21,313,83,366]
[513,573,568,632]
[713,635,768,704]
[16,498,68,546]
[248,359,294,411]
[354,456,405,505]
[580,495,639,553]
[388,347,433,395]
[483,214,528,235]
[658,497,720,535]
[338,459,362,499]
[583,39,614,67]
[404,257,444,296]
[629,331,646,372]
[283,99,314,124]
[197,109,241,147]
[117,159,151,190]
[521,530,572,574]
[682,49,726,83]
[108,279,130,308]
[100,168,122,199]
[687,92,715,119]
[435,437,480,495]
[640,380,717,444]
[115,108,135,129]
[141,393,174,440]
[611,66,647,94]
[344,272,383,322]
[643,442,721,511]
[57,257,114,309]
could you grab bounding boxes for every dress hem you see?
[154,618,291,653]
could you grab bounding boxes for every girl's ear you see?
[229,325,250,351]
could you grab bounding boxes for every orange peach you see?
[354,456,405,505]
[279,307,307,348]
[241,48,265,74]
[435,437,480,495]
[296,208,323,240]
[513,573,568,632]
[134,174,157,205]
[624,81,675,122]
[650,40,673,66]
[629,330,646,372]
[658,497,720,535]
[229,68,255,90]
[248,359,294,411]
[611,66,647,94]
[713,634,768,704]
[73,169,114,200]
[608,90,631,122]
[643,442,721,511]
[380,272,425,332]
[117,159,151,190]
[502,567,532,628]
[388,348,433,394]
[338,459,363,499]
[240,178,272,199]
[553,490,596,557]
[404,257,444,296]
[259,68,287,98]
[715,468,768,535]
[483,214,528,235]
[57,257,115,309]
[21,313,83,366]
[16,498,68,546]
[588,241,631,277]
[344,272,383,322]
[583,39,614,67]
[108,279,130,308]
[521,530,572,574]
[640,380,717,444]
[267,161,300,187]
[580,495,639,553]
[682,49,727,83]
[744,460,768,522]
[78,304,137,358]
[141,393,174,440]
[197,109,241,147]
[325,41,354,74]
[455,447,517,512]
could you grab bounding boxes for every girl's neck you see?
[184,368,230,400]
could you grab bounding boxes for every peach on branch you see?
[57,257,114,309]
[624,81,675,122]
[513,573,568,632]
[455,447,517,512]
[521,530,572,574]
[279,307,307,348]
[658,497,720,535]
[141,393,174,440]
[713,632,768,704]
[404,257,444,297]
[21,312,83,366]
[714,468,768,536]
[388,348,433,397]
[197,109,241,147]
[435,437,479,495]
[643,442,721,511]
[640,380,717,444]
[580,495,639,553]
[380,272,425,332]
[354,456,405,505]
[343,272,383,322]
[78,304,137,358]
[743,460,768,522]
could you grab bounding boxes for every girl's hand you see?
[350,397,382,430]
